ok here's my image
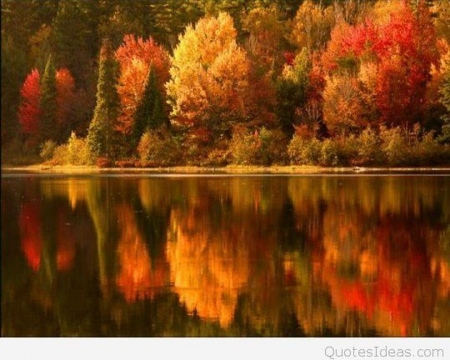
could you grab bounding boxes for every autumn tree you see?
[18,69,41,146]
[276,48,312,136]
[166,12,274,148]
[19,66,77,147]
[87,39,120,160]
[115,35,170,141]
[432,0,450,43]
[290,0,335,52]
[321,1,439,132]
[322,73,367,136]
[242,4,287,76]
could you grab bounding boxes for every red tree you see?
[19,67,77,145]
[321,2,439,130]
[18,69,41,145]
[115,35,170,136]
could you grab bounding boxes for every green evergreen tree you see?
[51,0,101,85]
[132,65,168,146]
[87,39,120,159]
[40,55,57,143]
[275,48,311,137]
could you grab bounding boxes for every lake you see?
[1,173,449,336]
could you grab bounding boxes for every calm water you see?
[1,173,449,337]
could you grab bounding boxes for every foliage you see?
[166,12,274,148]
[18,69,41,146]
[322,1,439,130]
[5,0,450,167]
[48,132,93,166]
[242,4,287,75]
[439,48,450,143]
[137,129,180,167]
[39,140,57,161]
[133,65,168,147]
[115,35,170,140]
[287,135,322,165]
[290,0,335,51]
[87,39,120,159]
[379,126,411,166]
[66,132,93,165]
[230,127,287,165]
[355,127,383,165]
[276,48,312,136]
[322,74,366,136]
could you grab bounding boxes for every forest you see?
[2,0,450,168]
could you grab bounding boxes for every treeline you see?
[2,0,450,167]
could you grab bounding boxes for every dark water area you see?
[1,173,449,337]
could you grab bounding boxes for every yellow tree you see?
[166,12,274,147]
[290,0,335,52]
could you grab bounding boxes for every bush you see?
[380,126,410,166]
[414,131,450,165]
[46,132,93,165]
[288,135,321,165]
[50,144,69,165]
[137,129,180,166]
[202,148,231,167]
[320,139,339,166]
[66,132,93,165]
[356,128,383,165]
[96,157,112,168]
[230,127,287,166]
[40,140,58,161]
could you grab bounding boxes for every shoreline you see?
[2,164,450,175]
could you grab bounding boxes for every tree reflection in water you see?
[2,175,449,336]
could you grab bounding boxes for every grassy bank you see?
[2,164,450,175]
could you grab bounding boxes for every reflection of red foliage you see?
[20,203,42,271]
[56,211,76,271]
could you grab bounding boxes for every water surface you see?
[2,173,449,336]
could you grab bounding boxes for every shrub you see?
[229,129,259,165]
[137,129,180,166]
[288,135,321,165]
[380,126,410,166]
[96,157,112,168]
[356,128,383,165]
[202,148,230,167]
[40,140,58,161]
[66,132,93,165]
[50,144,69,165]
[230,127,287,166]
[320,139,339,166]
[414,131,450,165]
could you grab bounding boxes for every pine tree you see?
[40,55,57,143]
[132,65,168,146]
[276,48,311,137]
[87,39,120,159]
